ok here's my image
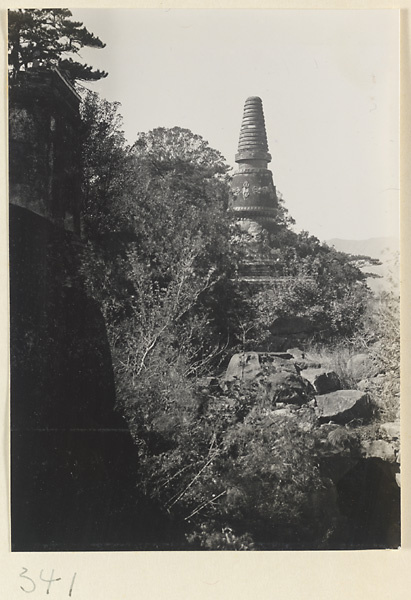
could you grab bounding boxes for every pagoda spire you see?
[236,96,271,164]
[230,96,278,232]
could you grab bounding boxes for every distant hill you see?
[325,237,400,294]
[325,237,399,259]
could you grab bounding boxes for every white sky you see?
[71,8,399,242]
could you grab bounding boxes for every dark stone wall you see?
[9,69,82,234]
[10,206,119,431]
[9,205,188,551]
[8,71,153,550]
[9,205,144,551]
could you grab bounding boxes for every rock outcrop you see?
[217,346,400,548]
[315,390,373,425]
[225,352,262,381]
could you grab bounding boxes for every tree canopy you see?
[79,92,242,366]
[8,8,108,83]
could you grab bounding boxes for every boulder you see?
[293,359,323,372]
[346,353,377,378]
[301,368,341,394]
[315,390,372,425]
[362,440,397,463]
[224,352,262,381]
[380,421,400,441]
[286,347,305,360]
[265,372,314,406]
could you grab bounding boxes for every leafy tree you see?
[133,127,229,171]
[8,8,107,82]
[80,91,134,238]
[241,229,371,344]
[128,127,233,280]
[79,94,243,381]
[109,127,241,377]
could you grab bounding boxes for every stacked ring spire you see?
[237,96,269,154]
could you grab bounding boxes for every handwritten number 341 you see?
[20,568,77,596]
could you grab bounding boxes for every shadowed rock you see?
[301,368,341,394]
[266,372,315,406]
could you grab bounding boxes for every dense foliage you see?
[79,91,243,351]
[74,90,385,548]
[251,230,371,345]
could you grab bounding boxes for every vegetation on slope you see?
[74,91,401,549]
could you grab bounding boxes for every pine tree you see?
[8,8,108,83]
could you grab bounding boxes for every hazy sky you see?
[71,8,399,242]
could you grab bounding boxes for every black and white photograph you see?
[8,7,400,554]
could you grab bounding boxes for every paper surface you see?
[1,2,409,599]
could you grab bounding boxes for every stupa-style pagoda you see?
[231,96,278,234]
[230,96,279,280]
